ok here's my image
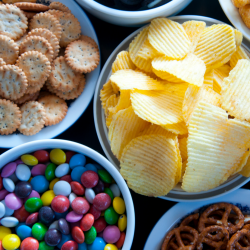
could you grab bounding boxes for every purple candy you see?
[103,225,121,244]
[31,164,47,176]
[70,221,80,229]
[0,190,9,200]
[5,193,23,210]
[15,159,23,165]
[24,190,40,202]
[66,211,83,223]
[1,162,17,178]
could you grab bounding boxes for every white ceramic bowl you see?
[0,139,135,249]
[75,0,193,26]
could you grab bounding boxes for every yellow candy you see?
[2,234,20,250]
[49,178,60,190]
[113,197,126,214]
[41,190,56,206]
[50,149,66,165]
[0,226,11,240]
[104,244,118,250]
[21,154,38,166]
[118,214,127,232]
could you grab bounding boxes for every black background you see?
[1,0,250,248]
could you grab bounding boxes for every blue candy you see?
[54,210,68,219]
[87,237,106,250]
[85,164,98,173]
[30,175,49,193]
[92,163,103,170]
[71,166,87,183]
[15,222,25,231]
[69,154,86,169]
[57,233,73,249]
[16,224,32,240]
[79,242,88,250]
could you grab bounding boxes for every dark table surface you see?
[1,0,250,249]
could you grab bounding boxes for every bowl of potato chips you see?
[94,15,250,201]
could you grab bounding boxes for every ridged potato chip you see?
[131,83,188,125]
[179,136,188,162]
[140,124,176,139]
[230,46,249,69]
[111,51,136,73]
[221,59,250,122]
[239,154,250,177]
[182,102,250,192]
[182,85,221,125]
[148,18,191,59]
[120,134,181,196]
[194,24,236,69]
[137,39,160,60]
[134,67,158,79]
[161,121,188,135]
[213,64,231,94]
[152,53,206,86]
[203,70,214,89]
[182,20,206,52]
[105,94,119,116]
[108,106,149,160]
[100,80,115,109]
[234,29,243,47]
[181,160,187,181]
[175,143,182,185]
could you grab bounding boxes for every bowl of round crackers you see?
[94,15,250,202]
[0,0,101,148]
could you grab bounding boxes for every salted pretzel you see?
[227,229,250,250]
[180,213,199,229]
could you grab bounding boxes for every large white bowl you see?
[75,0,193,26]
[0,139,135,250]
[93,15,250,202]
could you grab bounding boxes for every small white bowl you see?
[0,139,135,250]
[75,0,193,26]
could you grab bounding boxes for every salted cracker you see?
[25,80,45,95]
[15,33,27,46]
[0,99,21,135]
[2,0,36,3]
[49,2,71,13]
[15,91,39,105]
[0,35,19,65]
[0,58,6,67]
[23,11,37,20]
[79,35,97,45]
[65,39,100,73]
[14,2,49,12]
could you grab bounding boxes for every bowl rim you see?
[0,139,135,250]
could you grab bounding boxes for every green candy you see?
[98,169,113,183]
[104,207,119,225]
[25,197,43,213]
[104,187,114,201]
[84,226,97,244]
[32,223,48,241]
[39,241,54,250]
[45,163,56,181]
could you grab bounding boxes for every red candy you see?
[61,241,78,250]
[33,150,49,163]
[80,213,94,232]
[72,226,85,244]
[116,232,125,248]
[71,197,90,215]
[0,241,4,250]
[89,205,101,220]
[14,205,30,222]
[81,171,99,188]
[20,237,39,250]
[66,151,76,164]
[26,212,39,226]
[51,195,70,213]
[93,193,111,211]
[93,217,107,233]
[71,182,85,196]
[60,175,72,183]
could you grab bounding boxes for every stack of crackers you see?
[0,1,100,136]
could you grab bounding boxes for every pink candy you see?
[24,190,40,202]
[0,190,9,200]
[66,211,83,223]
[31,164,47,176]
[1,162,17,178]
[5,193,23,210]
[103,225,121,244]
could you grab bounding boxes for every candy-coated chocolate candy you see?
[60,175,72,183]
[20,237,39,250]
[89,205,101,220]
[16,164,31,181]
[104,208,118,225]
[103,226,120,244]
[31,164,47,177]
[44,229,62,246]
[3,178,15,192]
[41,190,55,206]
[0,203,5,218]
[0,190,9,200]
[53,180,71,196]
[24,190,40,202]
[71,197,90,215]
[21,155,38,166]
[93,217,106,233]
[0,176,2,190]
[61,240,78,250]
[71,182,85,196]
[51,195,70,213]
[39,241,54,250]
[1,200,14,216]
[78,242,87,250]
[85,188,95,204]
[88,237,106,250]
[30,176,49,193]
[1,162,16,178]
[72,226,84,244]
[97,170,112,184]
[48,220,59,230]
[69,154,86,169]
[84,226,97,245]
[45,163,56,181]
[0,226,11,240]
[85,163,98,173]
[5,193,23,210]
[66,211,83,223]
[104,188,114,201]
[55,163,70,178]
[39,207,55,225]
[50,149,66,165]
[116,232,125,248]
[80,214,94,232]
[1,217,19,227]
[113,197,125,215]
[93,180,105,194]
[25,198,43,213]
[26,212,39,226]
[71,167,87,183]
[69,193,77,205]
[58,218,70,235]
[81,171,99,189]
[2,234,20,250]
[56,234,73,249]
[66,151,75,164]
[16,224,32,240]
[9,173,18,183]
[49,178,59,190]
[31,223,48,241]
[33,150,49,163]
[118,214,127,232]
[14,205,30,222]
[15,181,32,198]
[0,241,3,250]
[93,193,111,211]
[104,244,118,250]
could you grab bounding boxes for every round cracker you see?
[65,39,100,73]
[38,94,68,126]
[23,11,37,20]
[14,2,49,12]
[49,2,71,13]
[25,80,45,95]
[0,99,21,135]
[0,58,6,67]
[15,91,39,105]
[19,101,46,135]
[15,32,27,46]
[79,35,97,45]
[0,35,19,64]
[16,51,51,86]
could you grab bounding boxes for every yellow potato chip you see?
[203,70,214,89]
[182,20,206,52]
[131,83,188,125]
[221,59,250,122]
[230,46,249,69]
[181,160,187,181]
[108,106,149,160]
[110,69,165,91]
[137,39,160,60]
[175,143,182,185]
[100,80,115,110]
[239,153,250,177]
[148,17,191,59]
[139,124,176,139]
[234,29,243,47]
[111,81,120,94]
[194,24,236,69]
[182,85,221,125]
[152,53,206,86]
[182,101,250,192]
[161,121,188,135]
[120,134,181,196]
[178,136,188,162]
[134,68,158,79]
[111,51,136,73]
[213,64,231,94]
[105,94,119,116]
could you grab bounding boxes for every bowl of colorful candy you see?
[0,139,135,250]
